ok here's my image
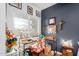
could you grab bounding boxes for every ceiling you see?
[31,3,56,10]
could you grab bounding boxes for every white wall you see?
[0,3,41,56]
[0,3,6,56]
[7,3,41,34]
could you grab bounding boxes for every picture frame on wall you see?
[35,10,41,17]
[48,17,56,25]
[48,25,56,34]
[9,3,22,9]
[27,5,33,15]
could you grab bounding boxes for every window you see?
[13,17,33,37]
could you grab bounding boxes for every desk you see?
[21,39,32,55]
[21,40,36,56]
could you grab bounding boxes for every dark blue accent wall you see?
[41,3,79,56]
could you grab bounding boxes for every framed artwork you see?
[35,10,41,17]
[48,25,56,33]
[27,6,33,15]
[48,17,56,25]
[9,3,22,9]
[59,20,65,30]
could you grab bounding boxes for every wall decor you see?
[48,17,56,25]
[59,20,65,30]
[27,5,33,15]
[9,3,22,9]
[35,10,41,17]
[48,25,56,33]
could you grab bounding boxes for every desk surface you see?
[22,40,33,44]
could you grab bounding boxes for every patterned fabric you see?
[31,39,45,53]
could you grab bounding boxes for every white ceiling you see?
[31,3,56,10]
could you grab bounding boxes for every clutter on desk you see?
[61,40,73,49]
[61,40,73,56]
